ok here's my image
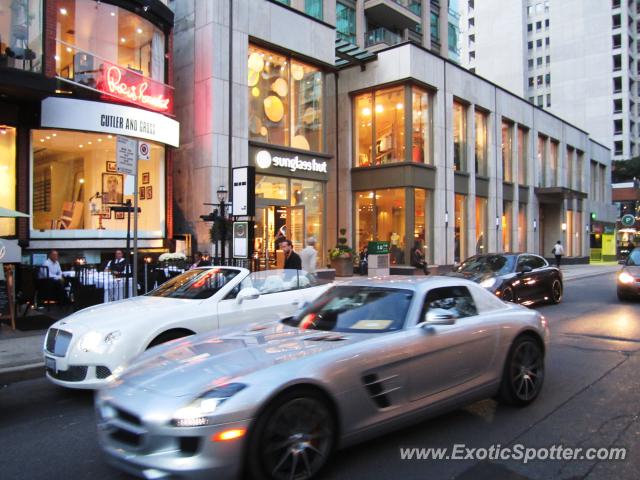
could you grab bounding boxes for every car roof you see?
[334,275,482,294]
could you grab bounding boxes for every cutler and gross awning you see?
[0,207,30,218]
[335,38,377,69]
[534,186,588,203]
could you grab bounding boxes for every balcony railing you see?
[365,27,402,48]
[389,0,422,16]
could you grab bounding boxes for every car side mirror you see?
[517,265,533,275]
[236,287,260,304]
[422,308,457,326]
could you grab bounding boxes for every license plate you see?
[45,356,56,372]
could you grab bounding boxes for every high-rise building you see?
[460,0,638,161]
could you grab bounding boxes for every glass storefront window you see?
[475,110,488,176]
[336,2,356,43]
[566,210,574,256]
[502,121,513,182]
[305,0,323,20]
[475,197,487,255]
[412,87,432,165]
[375,87,405,165]
[502,200,512,252]
[0,0,42,72]
[517,126,527,185]
[291,178,324,261]
[453,101,466,171]
[355,188,406,264]
[255,175,288,200]
[550,140,558,186]
[454,194,467,262]
[31,130,165,236]
[0,126,16,236]
[414,189,433,264]
[518,203,527,252]
[355,93,373,166]
[55,0,166,82]
[537,135,546,187]
[248,45,324,152]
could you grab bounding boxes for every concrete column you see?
[356,0,366,48]
[422,0,431,50]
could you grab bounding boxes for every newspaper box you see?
[367,241,390,276]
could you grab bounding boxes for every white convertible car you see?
[43,267,330,389]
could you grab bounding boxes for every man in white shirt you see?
[39,250,67,304]
[551,240,564,268]
[105,249,129,275]
[300,237,318,274]
[41,250,63,280]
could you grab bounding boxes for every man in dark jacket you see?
[281,239,302,270]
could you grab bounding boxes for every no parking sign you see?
[138,141,150,160]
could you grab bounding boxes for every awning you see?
[534,186,587,203]
[335,38,377,69]
[0,206,30,218]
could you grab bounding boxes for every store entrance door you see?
[255,205,305,269]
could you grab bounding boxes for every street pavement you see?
[0,266,637,480]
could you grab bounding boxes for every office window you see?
[613,54,622,71]
[529,96,535,103]
[537,57,543,66]
[546,55,550,64]
[614,119,623,134]
[336,2,356,43]
[528,58,534,68]
[545,37,550,46]
[470,51,476,60]
[537,95,543,107]
[613,14,622,29]
[304,0,323,19]
[529,77,535,87]
[501,120,513,182]
[536,39,542,48]
[431,12,440,42]
[453,100,467,171]
[614,98,623,112]
[475,109,488,176]
[536,21,542,31]
[612,0,621,8]
[545,19,549,28]
[614,76,623,92]
[545,73,551,85]
[537,75,543,86]
[528,41,533,50]
[613,34,622,48]
[469,17,475,28]
[614,140,623,155]
[527,6,533,16]
[528,23,533,32]
[546,94,551,107]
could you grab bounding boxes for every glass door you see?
[289,206,305,253]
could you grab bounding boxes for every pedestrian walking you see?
[552,240,564,268]
[300,237,318,274]
[281,239,302,270]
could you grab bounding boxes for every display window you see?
[414,189,433,264]
[248,44,324,152]
[31,129,165,238]
[0,0,43,72]
[475,197,487,255]
[518,202,527,252]
[454,193,467,262]
[475,110,488,176]
[502,200,513,252]
[502,120,513,182]
[453,101,467,171]
[0,126,17,236]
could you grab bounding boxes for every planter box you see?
[330,257,353,277]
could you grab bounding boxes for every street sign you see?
[116,136,138,175]
[621,214,635,227]
[138,141,150,160]
[233,221,250,259]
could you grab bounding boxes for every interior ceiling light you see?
[60,8,68,15]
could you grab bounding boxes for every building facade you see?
[172,0,616,269]
[0,0,179,263]
[460,0,639,162]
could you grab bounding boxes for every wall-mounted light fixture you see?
[533,219,537,231]
[445,211,449,226]
[561,222,567,231]
[495,216,500,229]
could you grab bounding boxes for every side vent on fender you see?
[362,373,399,409]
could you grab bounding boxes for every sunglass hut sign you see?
[255,150,328,174]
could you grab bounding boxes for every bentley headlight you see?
[479,277,497,289]
[78,331,103,352]
[104,330,121,344]
[172,383,247,427]
[618,271,634,284]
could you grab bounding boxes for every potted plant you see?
[329,228,354,277]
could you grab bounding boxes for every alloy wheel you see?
[502,287,514,303]
[509,340,544,403]
[260,397,334,480]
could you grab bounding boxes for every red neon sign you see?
[98,63,173,113]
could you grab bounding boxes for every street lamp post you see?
[200,186,230,264]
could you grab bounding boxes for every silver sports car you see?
[96,276,549,480]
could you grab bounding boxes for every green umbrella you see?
[0,206,30,218]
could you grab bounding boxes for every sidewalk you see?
[0,263,622,386]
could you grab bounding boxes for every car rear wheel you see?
[549,279,563,304]
[498,335,545,407]
[247,389,336,480]
[501,287,515,303]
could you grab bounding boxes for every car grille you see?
[45,328,73,357]
[110,428,143,447]
[95,366,112,379]
[47,365,88,382]
[114,406,142,426]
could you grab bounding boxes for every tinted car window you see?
[627,248,640,266]
[283,286,413,333]
[528,255,547,269]
[422,286,478,319]
[225,269,318,299]
[457,255,515,275]
[148,268,239,299]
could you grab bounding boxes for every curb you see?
[0,362,44,386]
[563,269,619,282]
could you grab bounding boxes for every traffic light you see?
[590,212,597,221]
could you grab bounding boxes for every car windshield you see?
[147,268,239,299]
[627,248,640,266]
[283,286,413,333]
[456,255,515,275]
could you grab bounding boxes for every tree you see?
[612,157,640,183]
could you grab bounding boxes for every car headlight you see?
[172,383,247,427]
[479,277,497,288]
[78,330,122,352]
[618,271,635,284]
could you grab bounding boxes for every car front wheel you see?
[247,389,336,480]
[549,279,563,304]
[498,335,545,407]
